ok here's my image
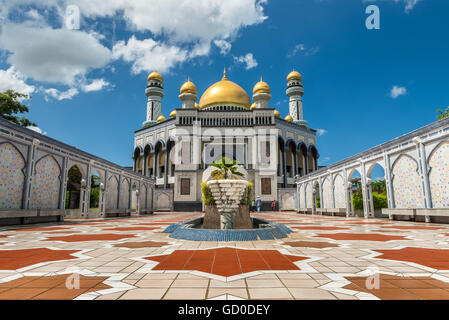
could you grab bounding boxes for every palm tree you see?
[210,156,244,180]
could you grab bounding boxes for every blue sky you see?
[0,0,448,176]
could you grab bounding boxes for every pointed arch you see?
[30,154,61,209]
[0,142,26,208]
[391,154,424,208]
[106,175,119,209]
[427,141,449,208]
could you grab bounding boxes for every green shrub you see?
[201,182,215,205]
[90,188,100,208]
[352,192,364,210]
[316,198,320,208]
[373,192,388,210]
[241,182,253,205]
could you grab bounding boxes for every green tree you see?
[0,90,36,127]
[437,107,449,120]
[210,156,244,180]
[372,179,386,194]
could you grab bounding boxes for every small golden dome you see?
[180,77,197,95]
[169,110,177,118]
[274,110,280,118]
[253,77,270,95]
[287,70,302,82]
[157,115,166,123]
[148,71,163,82]
[284,115,293,122]
[198,69,251,109]
[250,103,256,110]
[194,102,200,109]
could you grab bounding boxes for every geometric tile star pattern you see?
[374,247,449,270]
[145,247,307,277]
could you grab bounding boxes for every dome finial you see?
[222,67,228,80]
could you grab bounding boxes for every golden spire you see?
[222,67,228,80]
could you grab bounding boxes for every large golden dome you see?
[198,70,251,109]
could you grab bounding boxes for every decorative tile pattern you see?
[145,248,307,277]
[0,142,25,209]
[392,155,424,208]
[30,155,60,209]
[428,142,449,208]
[0,211,448,300]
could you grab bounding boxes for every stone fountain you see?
[207,179,248,229]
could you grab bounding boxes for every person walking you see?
[271,200,276,211]
[255,197,262,213]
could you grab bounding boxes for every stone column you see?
[22,140,39,209]
[319,179,324,212]
[117,174,122,210]
[164,149,169,189]
[414,138,432,222]
[330,173,336,209]
[282,149,287,187]
[58,157,68,210]
[360,161,374,218]
[383,153,395,209]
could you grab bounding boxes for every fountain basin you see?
[162,217,292,241]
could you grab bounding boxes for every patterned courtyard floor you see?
[1,211,449,300]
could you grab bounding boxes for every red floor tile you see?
[44,234,135,242]
[292,226,350,231]
[315,233,408,242]
[375,247,449,270]
[0,248,78,270]
[102,227,161,231]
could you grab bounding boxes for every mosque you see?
[132,69,320,211]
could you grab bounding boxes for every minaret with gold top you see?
[252,76,271,109]
[286,70,307,127]
[143,71,164,127]
[179,77,198,109]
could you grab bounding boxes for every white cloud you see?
[71,0,267,43]
[112,36,188,74]
[1,0,267,76]
[0,24,112,86]
[81,78,110,92]
[44,87,79,101]
[365,0,422,13]
[394,0,422,13]
[0,66,35,96]
[287,44,320,58]
[214,40,232,55]
[316,128,327,136]
[234,53,258,70]
[390,85,407,99]
[27,126,46,135]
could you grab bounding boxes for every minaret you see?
[252,76,271,109]
[286,70,307,127]
[179,76,198,109]
[143,71,164,128]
